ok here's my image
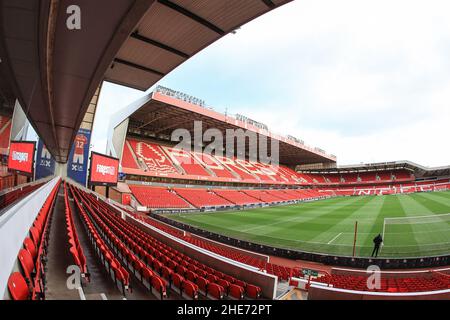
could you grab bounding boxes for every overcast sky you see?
[93,0,450,168]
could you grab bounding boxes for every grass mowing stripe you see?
[429,191,450,201]
[411,193,450,217]
[378,195,419,257]
[244,196,366,234]
[261,196,372,240]
[165,191,450,258]
[395,194,449,256]
[305,196,383,255]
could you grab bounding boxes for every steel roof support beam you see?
[114,58,165,76]
[157,0,225,35]
[131,31,189,58]
[261,0,276,8]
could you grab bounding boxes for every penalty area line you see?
[327,232,343,244]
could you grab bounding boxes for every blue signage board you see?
[35,139,55,179]
[67,128,91,186]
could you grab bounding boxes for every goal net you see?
[381,213,450,257]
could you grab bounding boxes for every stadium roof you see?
[0,0,291,163]
[119,90,337,166]
[301,161,450,178]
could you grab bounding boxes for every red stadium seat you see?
[185,270,197,283]
[182,280,199,299]
[172,273,184,293]
[207,283,225,299]
[18,249,35,284]
[29,227,40,247]
[8,273,30,300]
[151,275,167,298]
[229,284,245,300]
[23,237,37,260]
[246,284,262,299]
[217,279,230,292]
[197,276,209,292]
[161,266,173,281]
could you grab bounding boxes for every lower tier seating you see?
[0,182,44,211]
[314,272,450,293]
[7,180,61,300]
[70,184,264,299]
[129,185,191,209]
[174,188,234,208]
[129,185,332,209]
[213,189,262,205]
[130,213,301,281]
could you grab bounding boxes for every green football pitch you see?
[166,191,450,258]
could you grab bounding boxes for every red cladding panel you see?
[8,142,35,174]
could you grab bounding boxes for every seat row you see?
[69,185,132,295]
[0,182,44,210]
[63,182,88,279]
[73,185,263,299]
[69,184,168,299]
[130,185,331,210]
[132,213,301,280]
[7,179,61,300]
[314,273,450,293]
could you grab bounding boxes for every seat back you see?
[8,272,29,300]
[23,237,37,260]
[18,249,35,283]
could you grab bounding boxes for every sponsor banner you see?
[67,128,91,186]
[89,152,119,186]
[7,141,36,175]
[35,139,55,179]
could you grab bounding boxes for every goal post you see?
[381,213,450,256]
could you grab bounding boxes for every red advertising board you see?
[88,152,119,186]
[7,141,36,175]
[122,193,131,206]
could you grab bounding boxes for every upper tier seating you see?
[162,146,210,177]
[122,138,421,191]
[299,169,415,186]
[121,141,140,169]
[193,153,236,179]
[323,179,450,196]
[215,156,258,181]
[129,185,191,209]
[127,139,179,175]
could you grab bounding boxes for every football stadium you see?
[0,0,449,307]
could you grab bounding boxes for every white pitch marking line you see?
[100,293,108,300]
[78,287,86,300]
[328,232,343,244]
